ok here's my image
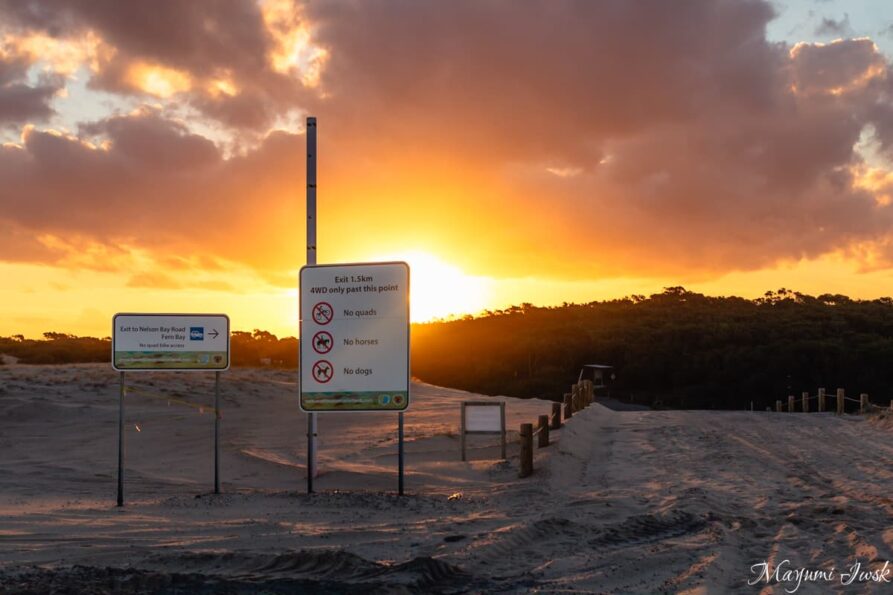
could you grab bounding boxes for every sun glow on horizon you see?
[372,251,491,322]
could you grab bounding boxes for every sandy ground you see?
[0,364,891,593]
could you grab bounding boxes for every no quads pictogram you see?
[312,331,333,354]
[312,360,334,383]
[312,302,334,325]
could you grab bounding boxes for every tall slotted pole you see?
[306,117,318,493]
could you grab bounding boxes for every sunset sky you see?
[3,0,893,338]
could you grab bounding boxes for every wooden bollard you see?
[585,380,593,405]
[537,415,549,447]
[519,423,533,478]
[802,392,809,413]
[788,395,795,412]
[550,402,562,429]
[818,388,825,412]
[776,400,782,412]
[564,393,573,419]
[836,388,844,415]
[860,393,868,415]
[550,402,561,430]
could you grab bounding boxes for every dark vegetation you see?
[412,288,893,410]
[0,330,298,368]
[0,333,109,365]
[4,288,893,410]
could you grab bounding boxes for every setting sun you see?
[372,251,490,322]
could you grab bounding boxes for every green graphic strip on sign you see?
[302,391,409,411]
[114,351,228,370]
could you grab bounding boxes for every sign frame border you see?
[111,312,231,372]
[299,261,410,413]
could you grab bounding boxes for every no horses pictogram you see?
[312,302,334,325]
[312,331,333,354]
[312,360,334,383]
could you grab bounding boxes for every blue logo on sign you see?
[190,327,204,341]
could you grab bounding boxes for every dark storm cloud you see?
[0,0,311,130]
[80,112,221,171]
[0,54,60,125]
[0,109,304,273]
[300,0,893,275]
[814,14,853,37]
[307,0,782,167]
[2,0,893,279]
[0,0,269,76]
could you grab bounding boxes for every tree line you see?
[0,330,297,368]
[4,288,893,410]
[411,288,893,410]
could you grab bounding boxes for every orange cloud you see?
[2,0,893,289]
[124,61,192,98]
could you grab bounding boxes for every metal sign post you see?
[117,372,125,507]
[214,371,221,494]
[306,116,318,493]
[398,412,405,496]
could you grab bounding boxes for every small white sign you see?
[112,313,230,371]
[299,262,409,411]
[465,405,502,432]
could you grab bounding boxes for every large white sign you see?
[299,262,409,411]
[113,313,230,371]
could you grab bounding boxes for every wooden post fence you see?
[519,423,533,478]
[550,402,561,430]
[537,415,549,448]
[770,387,877,417]
[460,402,466,461]
[564,393,573,419]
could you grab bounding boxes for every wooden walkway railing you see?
[771,387,890,415]
[519,380,595,477]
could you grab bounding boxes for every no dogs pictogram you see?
[312,302,334,325]
[312,360,334,383]
[312,331,333,354]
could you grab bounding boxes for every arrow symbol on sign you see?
[208,329,220,339]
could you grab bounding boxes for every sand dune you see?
[1,363,891,593]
